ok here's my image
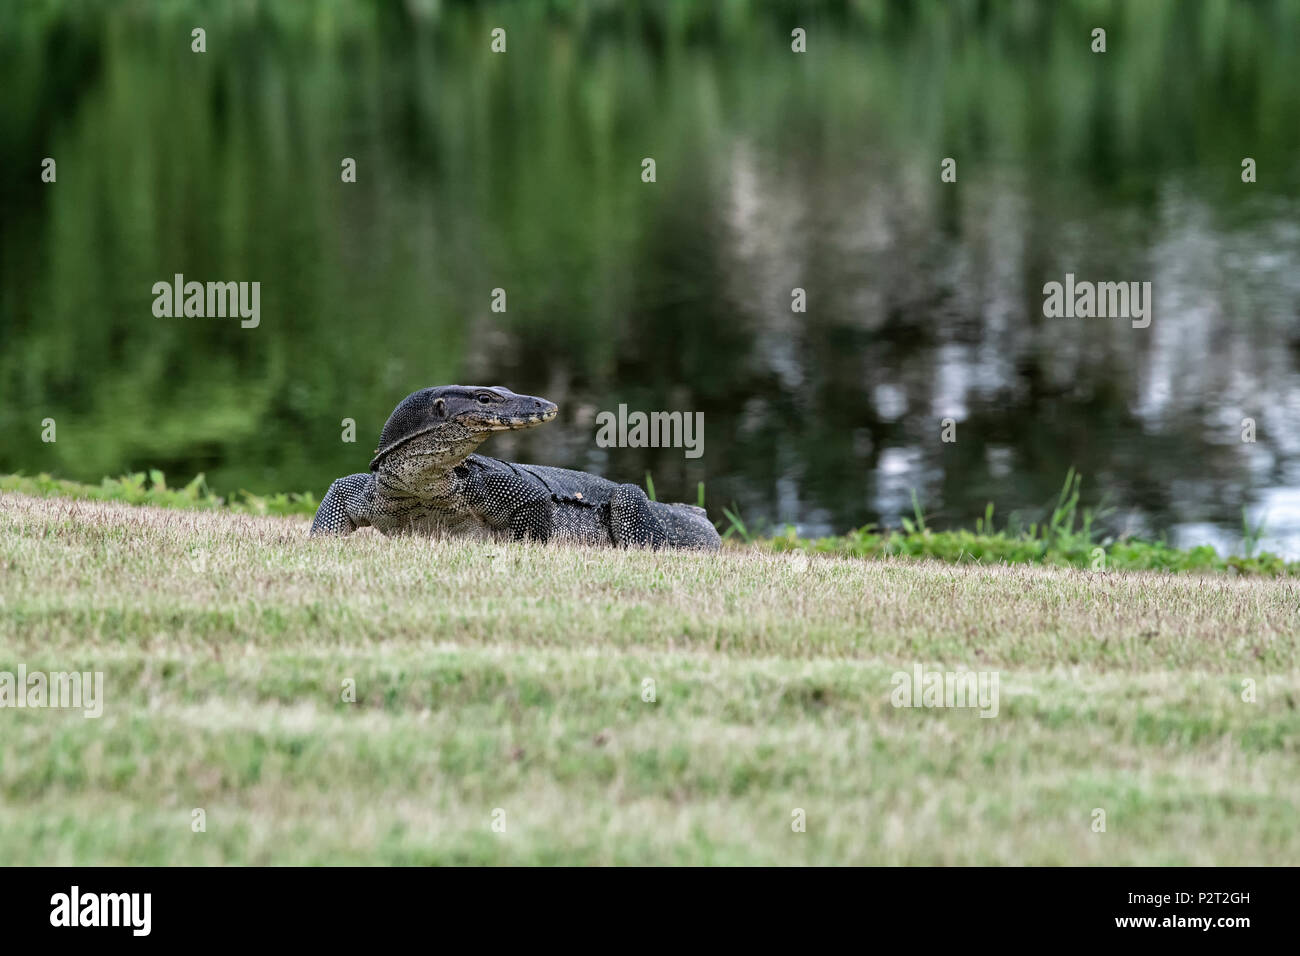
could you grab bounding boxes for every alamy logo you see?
[0,666,103,718]
[595,405,704,459]
[890,664,999,718]
[50,886,151,936]
[151,273,260,328]
[1042,273,1151,328]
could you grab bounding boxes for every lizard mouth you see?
[477,401,558,431]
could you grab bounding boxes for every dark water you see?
[4,1,1300,554]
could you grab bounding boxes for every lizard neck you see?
[375,431,484,500]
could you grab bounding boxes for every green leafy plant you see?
[1242,507,1267,559]
[721,504,753,543]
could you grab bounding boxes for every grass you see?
[0,470,317,517]
[1,489,1298,864]
[755,470,1300,577]
[6,467,1297,575]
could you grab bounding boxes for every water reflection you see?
[3,1,1300,554]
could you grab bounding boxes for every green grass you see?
[0,470,318,517]
[1,489,1298,864]
[750,470,1300,576]
[6,468,1296,575]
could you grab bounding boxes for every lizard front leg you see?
[310,473,375,536]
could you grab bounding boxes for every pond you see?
[4,0,1300,554]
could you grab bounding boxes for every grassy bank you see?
[1,490,1297,864]
[4,469,1296,575]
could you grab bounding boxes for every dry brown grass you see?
[2,491,1297,864]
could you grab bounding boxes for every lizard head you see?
[369,385,558,472]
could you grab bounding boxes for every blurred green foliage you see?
[0,470,317,516]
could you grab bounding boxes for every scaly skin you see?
[310,385,721,551]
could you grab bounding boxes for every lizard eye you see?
[476,394,492,405]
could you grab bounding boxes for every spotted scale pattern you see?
[310,384,720,550]
[311,454,721,550]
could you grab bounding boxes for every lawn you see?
[1,490,1297,864]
